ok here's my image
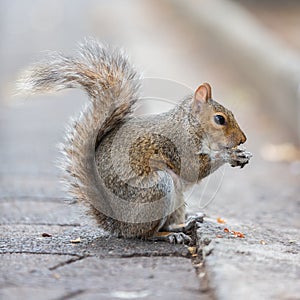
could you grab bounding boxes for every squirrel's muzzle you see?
[239,131,247,145]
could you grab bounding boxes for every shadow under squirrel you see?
[17,39,252,244]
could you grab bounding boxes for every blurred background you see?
[1,0,300,233]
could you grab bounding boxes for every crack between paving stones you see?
[49,255,89,271]
[1,250,189,259]
[0,196,74,203]
[190,223,217,299]
[115,252,189,258]
[0,251,86,257]
[0,223,81,226]
[53,289,86,300]
[192,256,215,299]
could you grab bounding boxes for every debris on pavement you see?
[217,217,226,224]
[70,237,81,243]
[41,232,52,237]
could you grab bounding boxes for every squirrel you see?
[17,39,252,244]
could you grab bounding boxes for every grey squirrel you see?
[18,39,252,244]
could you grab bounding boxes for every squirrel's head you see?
[191,83,246,151]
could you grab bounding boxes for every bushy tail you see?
[17,39,141,217]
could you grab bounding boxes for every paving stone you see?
[55,256,201,300]
[197,220,300,300]
[0,255,200,300]
[0,253,82,300]
[0,224,190,258]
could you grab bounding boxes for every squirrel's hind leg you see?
[148,208,204,245]
[147,213,204,244]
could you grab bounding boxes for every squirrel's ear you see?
[192,83,212,112]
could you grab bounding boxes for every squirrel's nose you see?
[239,132,247,145]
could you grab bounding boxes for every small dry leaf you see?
[223,228,245,238]
[232,231,245,238]
[52,273,60,279]
[217,217,226,224]
[70,237,81,243]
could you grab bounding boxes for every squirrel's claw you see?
[166,232,192,244]
[168,232,192,244]
[150,232,192,244]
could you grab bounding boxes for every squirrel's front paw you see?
[229,148,252,168]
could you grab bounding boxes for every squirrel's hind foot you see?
[150,232,192,244]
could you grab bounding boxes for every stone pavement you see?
[1,1,300,299]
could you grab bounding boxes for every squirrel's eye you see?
[214,114,226,125]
